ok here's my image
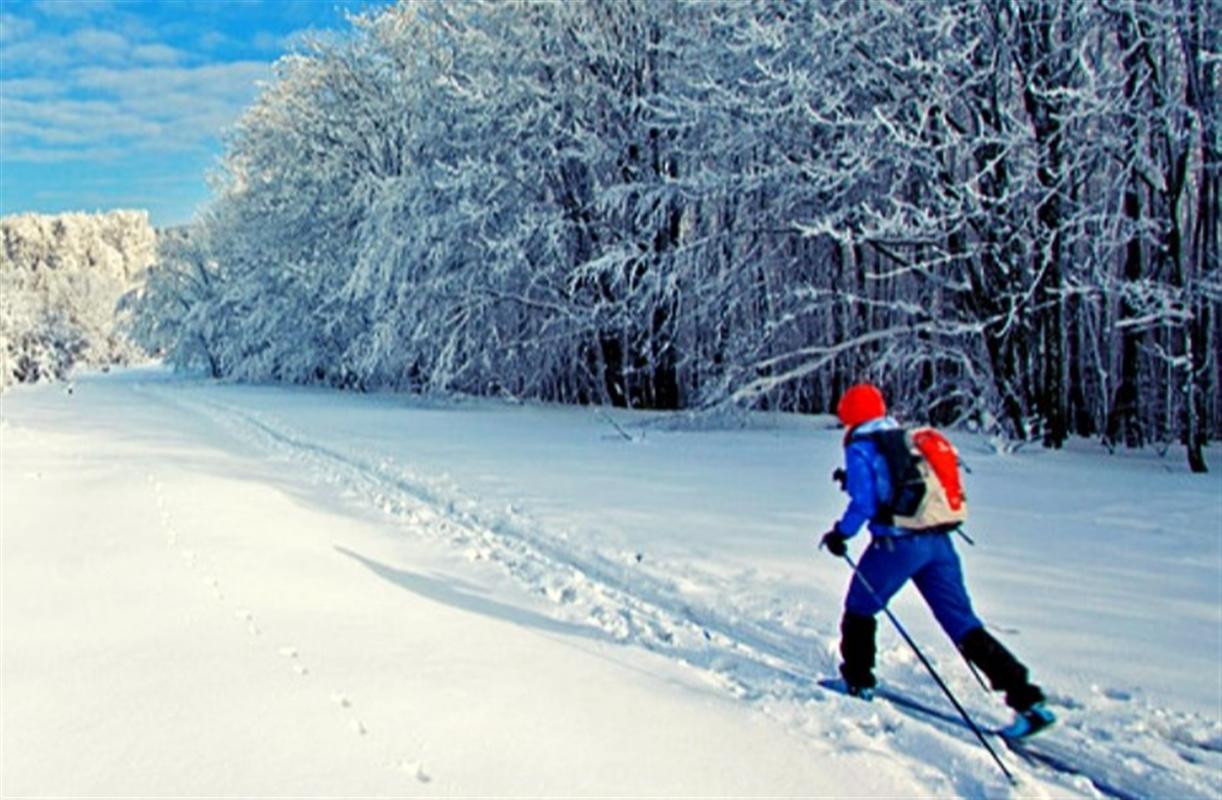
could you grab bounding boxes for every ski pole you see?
[961,650,992,693]
[842,553,1016,786]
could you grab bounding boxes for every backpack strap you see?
[847,427,924,526]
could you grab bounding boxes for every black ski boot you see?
[839,611,878,700]
[959,626,1048,715]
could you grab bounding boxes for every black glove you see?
[821,529,848,557]
[832,468,847,491]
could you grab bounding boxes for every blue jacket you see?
[835,416,906,539]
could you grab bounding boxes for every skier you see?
[820,383,1055,738]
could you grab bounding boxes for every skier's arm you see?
[835,444,877,537]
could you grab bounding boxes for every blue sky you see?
[0,0,391,227]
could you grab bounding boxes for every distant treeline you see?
[133,0,1219,470]
[1,210,154,388]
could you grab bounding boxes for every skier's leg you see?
[838,611,877,690]
[912,536,1046,712]
[910,534,983,643]
[958,627,1045,711]
[844,538,916,617]
[840,539,916,689]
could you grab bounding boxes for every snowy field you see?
[2,366,1220,798]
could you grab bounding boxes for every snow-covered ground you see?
[3,366,1220,798]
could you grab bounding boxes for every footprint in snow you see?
[1180,750,1203,765]
[203,576,225,601]
[1047,691,1084,710]
[349,719,366,736]
[397,759,430,783]
[547,584,578,604]
[330,692,351,708]
[1095,685,1134,702]
[235,610,260,636]
[278,646,305,673]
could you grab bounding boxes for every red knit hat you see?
[836,383,886,428]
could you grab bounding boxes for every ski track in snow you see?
[140,383,1221,800]
[140,465,431,785]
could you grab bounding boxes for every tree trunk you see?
[1017,2,1071,447]
[1180,0,1217,472]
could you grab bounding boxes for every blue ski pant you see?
[844,532,983,644]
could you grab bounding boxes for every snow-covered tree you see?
[2,210,154,388]
[132,0,1219,470]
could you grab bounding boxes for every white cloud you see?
[3,27,130,70]
[3,61,272,162]
[72,27,129,59]
[1,0,366,224]
[5,95,163,137]
[0,77,62,97]
[197,29,235,53]
[32,0,114,19]
[0,0,277,164]
[0,2,354,175]
[251,31,289,53]
[0,12,36,43]
[75,61,269,100]
[132,43,184,65]
[2,33,75,69]
[1,144,126,163]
